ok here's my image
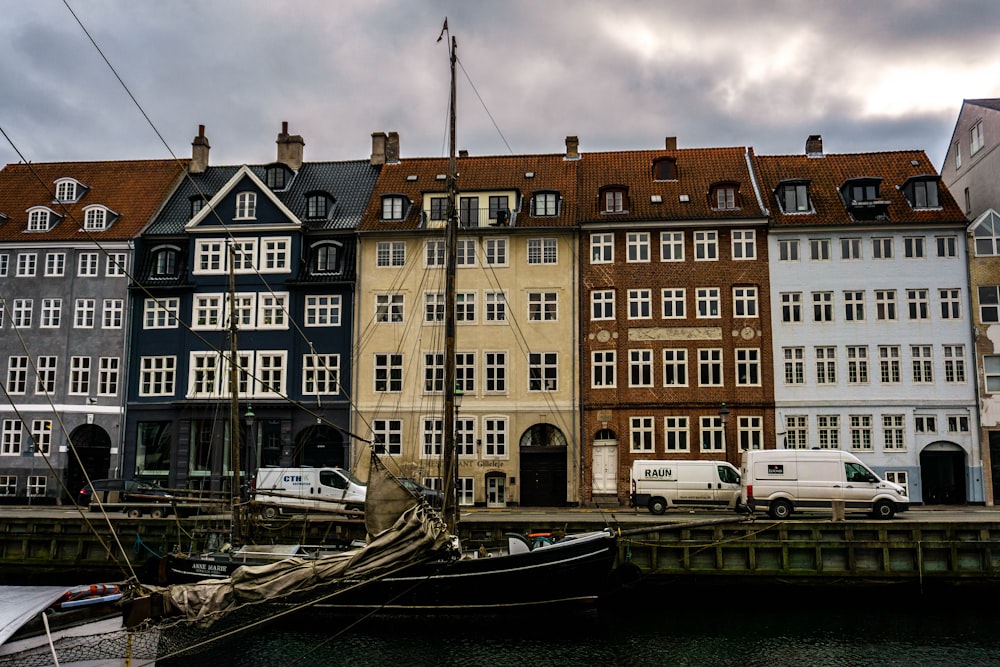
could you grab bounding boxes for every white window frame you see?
[139,356,176,396]
[591,289,615,321]
[630,416,655,453]
[660,231,684,262]
[661,288,685,319]
[591,350,616,388]
[731,229,756,260]
[304,295,342,327]
[591,233,613,263]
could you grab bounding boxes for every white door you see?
[486,475,506,508]
[591,442,618,494]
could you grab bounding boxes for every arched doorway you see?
[920,442,967,505]
[518,423,567,507]
[296,425,345,468]
[591,428,618,497]
[65,424,112,503]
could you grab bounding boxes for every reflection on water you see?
[161,584,1000,667]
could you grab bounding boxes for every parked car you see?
[79,479,174,517]
[398,477,444,506]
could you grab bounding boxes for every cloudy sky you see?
[1,0,998,172]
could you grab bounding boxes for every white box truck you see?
[630,460,743,514]
[252,466,366,518]
[741,449,909,519]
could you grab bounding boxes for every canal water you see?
[160,584,1000,666]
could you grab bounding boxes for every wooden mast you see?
[440,30,460,533]
[228,242,243,546]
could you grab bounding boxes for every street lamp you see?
[718,402,730,425]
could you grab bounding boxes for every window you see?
[660,231,684,261]
[883,414,905,451]
[2,420,22,456]
[98,357,119,396]
[0,254,9,276]
[844,291,865,321]
[591,290,615,320]
[55,179,78,202]
[484,291,507,322]
[531,192,558,216]
[31,420,51,456]
[484,417,508,458]
[13,299,32,328]
[429,197,448,222]
[372,419,402,455]
[966,187,972,214]
[936,236,958,258]
[425,240,445,267]
[982,355,1000,392]
[485,238,507,266]
[484,351,507,393]
[424,292,445,323]
[731,230,755,259]
[663,349,687,386]
[190,196,205,218]
[192,295,222,329]
[815,346,836,384]
[45,252,65,276]
[872,237,893,259]
[457,239,476,266]
[70,356,90,395]
[84,207,107,231]
[700,416,725,452]
[375,294,404,323]
[841,238,862,260]
[955,140,962,169]
[16,253,37,277]
[422,417,443,458]
[971,120,985,154]
[846,180,879,203]
[306,193,328,218]
[981,286,1000,323]
[778,239,799,261]
[74,299,95,328]
[106,252,127,277]
[77,252,98,277]
[603,188,626,213]
[713,185,738,210]
[627,289,651,319]
[663,417,690,452]
[527,238,558,264]
[528,352,558,391]
[629,349,653,387]
[812,291,833,322]
[423,353,444,393]
[850,415,873,450]
[40,299,61,328]
[698,349,723,386]
[140,356,176,396]
[974,212,1000,255]
[489,195,510,224]
[303,354,340,395]
[915,415,937,434]
[528,292,557,321]
[818,415,840,448]
[735,348,760,385]
[27,209,51,232]
[6,357,28,394]
[943,345,966,383]
[626,232,649,262]
[376,241,406,267]
[783,347,804,385]
[630,417,655,452]
[879,346,901,384]
[312,243,341,274]
[694,231,718,260]
[739,416,763,450]
[260,238,289,272]
[733,286,758,317]
[904,179,940,209]
[266,166,286,190]
[0,477,14,495]
[374,354,403,392]
[846,346,869,385]
[304,295,342,327]
[875,290,897,320]
[911,345,933,383]
[592,350,616,388]
[904,237,925,259]
[696,288,720,318]
[456,352,475,394]
[778,182,810,212]
[907,289,929,320]
[940,289,961,320]
[26,476,46,496]
[810,239,831,261]
[35,356,57,394]
[381,195,406,220]
[785,415,808,449]
[780,292,802,323]
[194,240,224,273]
[661,288,685,318]
[948,415,970,434]
[456,292,476,323]
[653,158,677,181]
[235,192,256,219]
[591,233,613,263]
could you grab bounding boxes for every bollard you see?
[831,500,845,521]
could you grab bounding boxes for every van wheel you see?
[768,499,792,520]
[150,507,166,519]
[261,505,279,520]
[648,498,667,515]
[872,500,895,519]
[126,507,142,519]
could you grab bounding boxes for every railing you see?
[423,208,515,229]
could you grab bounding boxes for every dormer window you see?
[152,246,180,278]
[0,212,8,226]
[901,177,940,209]
[600,187,628,214]
[776,181,811,213]
[305,192,332,219]
[840,177,888,221]
[54,178,86,203]
[235,192,256,219]
[653,158,677,181]
[311,241,342,274]
[429,196,448,221]
[381,195,407,221]
[26,207,56,231]
[190,196,206,218]
[83,205,111,231]
[265,165,289,190]
[711,183,740,210]
[531,191,559,217]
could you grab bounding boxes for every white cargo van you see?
[741,449,909,519]
[630,460,743,514]
[252,467,366,518]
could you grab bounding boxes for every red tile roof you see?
[0,159,189,241]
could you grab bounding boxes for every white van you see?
[252,467,366,518]
[741,449,909,519]
[630,460,743,514]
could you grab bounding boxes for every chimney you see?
[665,136,677,150]
[190,124,210,174]
[459,149,469,158]
[386,131,400,164]
[276,121,305,170]
[806,134,823,157]
[565,135,579,159]
[371,132,387,165]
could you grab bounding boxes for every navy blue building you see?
[123,124,379,492]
